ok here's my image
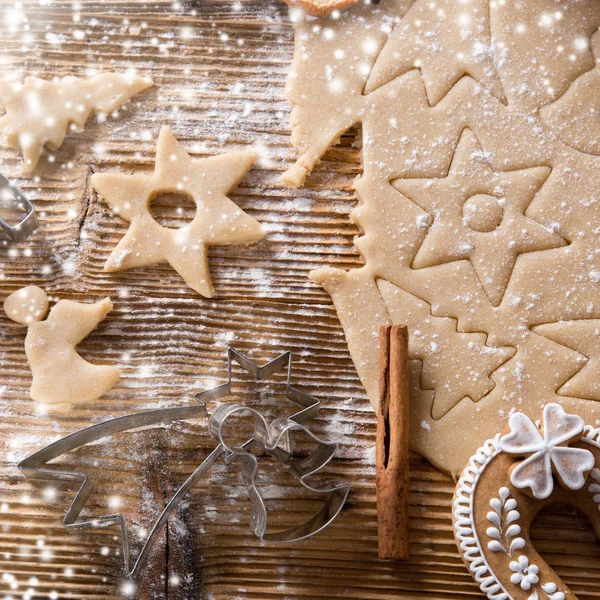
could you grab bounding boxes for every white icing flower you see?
[509,555,539,590]
[499,403,595,499]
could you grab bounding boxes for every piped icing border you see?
[453,434,510,600]
[453,416,600,600]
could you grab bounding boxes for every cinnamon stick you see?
[376,324,410,560]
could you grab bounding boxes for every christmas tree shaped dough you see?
[0,73,153,173]
[91,126,265,297]
[3,286,121,411]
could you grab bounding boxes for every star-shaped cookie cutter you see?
[0,174,38,243]
[18,348,350,580]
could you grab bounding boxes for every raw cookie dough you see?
[3,286,121,410]
[283,0,600,475]
[0,73,153,173]
[91,126,265,298]
[282,0,359,18]
[453,404,600,600]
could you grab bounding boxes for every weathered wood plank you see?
[1,1,599,599]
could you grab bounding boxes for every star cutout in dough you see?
[91,126,265,297]
[533,320,600,402]
[394,130,567,306]
[0,73,153,173]
[365,0,505,104]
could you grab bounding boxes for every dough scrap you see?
[286,0,600,475]
[3,286,121,410]
[91,126,265,298]
[540,31,600,155]
[0,73,153,173]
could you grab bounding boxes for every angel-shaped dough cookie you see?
[3,286,121,410]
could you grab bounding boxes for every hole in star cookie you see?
[148,190,196,229]
[462,193,504,232]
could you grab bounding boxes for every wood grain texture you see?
[0,1,599,599]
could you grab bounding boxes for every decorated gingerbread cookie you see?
[453,404,600,600]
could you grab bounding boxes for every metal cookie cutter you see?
[0,174,38,243]
[200,348,350,543]
[19,348,350,580]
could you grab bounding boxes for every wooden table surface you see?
[1,2,599,599]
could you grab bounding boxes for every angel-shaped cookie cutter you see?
[0,174,38,243]
[19,348,350,580]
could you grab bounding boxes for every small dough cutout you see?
[0,73,153,173]
[3,286,121,411]
[91,126,265,298]
[282,0,359,18]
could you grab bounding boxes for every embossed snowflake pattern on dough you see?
[283,0,600,474]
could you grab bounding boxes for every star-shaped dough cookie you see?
[394,130,567,306]
[91,126,265,297]
[0,73,153,173]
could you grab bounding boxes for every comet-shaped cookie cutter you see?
[18,348,350,580]
[0,174,38,243]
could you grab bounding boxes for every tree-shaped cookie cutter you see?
[0,174,38,243]
[18,348,350,580]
